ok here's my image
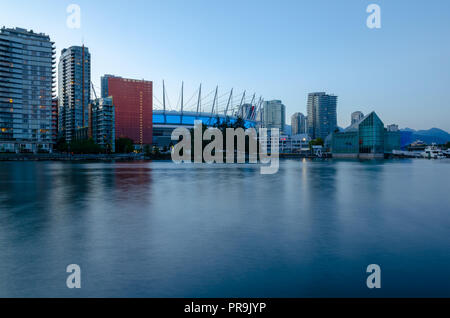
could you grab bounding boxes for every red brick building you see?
[103,76,153,147]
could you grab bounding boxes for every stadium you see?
[152,82,263,147]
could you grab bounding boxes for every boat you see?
[392,150,421,158]
[421,143,445,159]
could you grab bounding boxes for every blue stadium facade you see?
[152,110,259,147]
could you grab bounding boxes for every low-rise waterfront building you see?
[280,134,311,154]
[331,111,401,159]
[90,97,115,152]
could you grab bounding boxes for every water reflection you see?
[0,159,449,297]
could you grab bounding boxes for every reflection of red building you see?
[105,76,153,146]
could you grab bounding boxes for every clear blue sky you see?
[2,0,450,131]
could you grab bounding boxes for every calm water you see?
[0,159,449,297]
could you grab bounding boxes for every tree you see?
[144,144,151,157]
[69,138,103,154]
[55,137,68,153]
[115,137,134,153]
[152,146,161,156]
[232,116,246,129]
[309,138,324,148]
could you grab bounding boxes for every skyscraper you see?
[0,27,55,153]
[101,75,153,147]
[307,92,337,140]
[58,45,91,143]
[291,112,306,135]
[101,74,114,98]
[262,100,285,132]
[51,98,58,144]
[351,111,364,125]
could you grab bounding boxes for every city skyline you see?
[1,0,450,131]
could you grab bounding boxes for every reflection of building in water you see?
[114,165,152,202]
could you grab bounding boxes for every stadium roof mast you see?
[225,88,233,117]
[211,86,218,118]
[239,91,246,118]
[163,80,166,122]
[196,84,202,115]
[180,81,184,124]
[252,97,262,121]
[248,93,256,119]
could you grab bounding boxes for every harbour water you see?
[0,159,449,297]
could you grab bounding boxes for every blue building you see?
[307,92,337,140]
[331,111,401,159]
[58,45,91,143]
[100,74,115,98]
[152,110,258,148]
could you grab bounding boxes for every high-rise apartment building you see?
[351,111,364,125]
[58,45,91,143]
[262,100,285,132]
[101,75,153,147]
[291,112,307,135]
[307,92,337,140]
[51,98,58,144]
[0,27,55,153]
[90,97,115,152]
[101,74,113,98]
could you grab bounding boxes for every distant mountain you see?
[400,128,450,147]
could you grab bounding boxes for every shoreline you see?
[0,153,438,162]
[0,153,154,162]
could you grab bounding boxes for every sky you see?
[1,0,450,131]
